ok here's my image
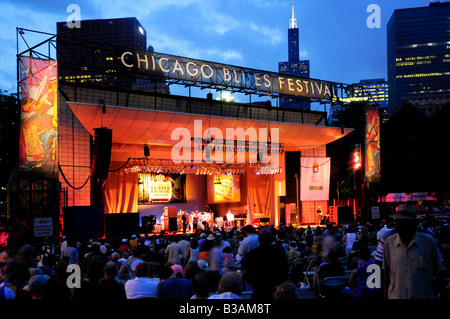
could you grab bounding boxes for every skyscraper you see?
[387,2,450,114]
[278,1,311,110]
[328,78,389,125]
[57,17,147,89]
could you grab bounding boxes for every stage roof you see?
[67,102,352,160]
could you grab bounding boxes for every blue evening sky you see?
[0,0,434,107]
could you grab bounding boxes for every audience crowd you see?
[0,205,449,300]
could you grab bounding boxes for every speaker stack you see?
[91,127,112,179]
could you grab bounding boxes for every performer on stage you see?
[192,211,199,231]
[226,210,235,228]
[182,211,188,234]
[160,214,165,231]
[189,212,194,232]
[317,206,324,225]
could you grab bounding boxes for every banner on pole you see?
[300,157,330,201]
[18,57,58,179]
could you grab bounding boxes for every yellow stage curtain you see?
[246,173,272,222]
[102,170,138,214]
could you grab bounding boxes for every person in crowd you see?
[165,236,183,265]
[383,204,443,299]
[342,227,357,254]
[316,250,345,295]
[171,264,184,278]
[93,261,126,301]
[222,246,235,271]
[242,228,289,299]
[28,274,50,299]
[208,271,243,299]
[208,237,224,274]
[184,238,199,266]
[226,231,238,255]
[61,238,78,265]
[198,234,214,263]
[373,221,396,267]
[119,238,131,254]
[155,265,194,299]
[274,281,299,299]
[129,235,139,251]
[183,261,203,281]
[191,271,210,299]
[124,262,158,299]
[178,236,190,266]
[341,247,381,299]
[42,260,71,300]
[237,225,260,260]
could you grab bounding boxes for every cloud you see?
[91,0,202,19]
[249,23,283,46]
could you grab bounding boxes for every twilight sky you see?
[0,0,433,107]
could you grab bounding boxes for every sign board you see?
[300,157,331,201]
[371,206,380,219]
[33,217,53,237]
[118,49,336,101]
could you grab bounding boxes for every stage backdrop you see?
[300,157,330,201]
[18,57,58,179]
[103,169,138,214]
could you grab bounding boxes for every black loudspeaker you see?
[260,218,270,223]
[104,213,139,240]
[142,215,156,227]
[338,206,355,225]
[63,206,104,240]
[168,217,178,231]
[91,127,112,179]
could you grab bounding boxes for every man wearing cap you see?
[383,204,443,299]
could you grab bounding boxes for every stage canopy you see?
[67,102,352,162]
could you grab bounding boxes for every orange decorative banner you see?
[365,105,381,183]
[18,57,58,179]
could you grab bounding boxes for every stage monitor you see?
[207,174,241,204]
[138,173,186,204]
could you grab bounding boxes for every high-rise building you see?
[278,2,310,110]
[328,78,389,125]
[56,17,147,89]
[387,2,450,114]
[356,78,389,110]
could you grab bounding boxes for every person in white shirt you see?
[165,237,183,265]
[124,262,159,299]
[237,225,259,259]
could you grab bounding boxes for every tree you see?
[381,102,450,197]
[327,102,366,201]
[0,90,20,213]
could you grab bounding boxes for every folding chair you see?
[320,276,347,299]
[225,259,237,272]
[302,258,315,288]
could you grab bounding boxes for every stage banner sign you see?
[300,157,330,201]
[365,105,381,183]
[18,57,58,179]
[138,173,186,204]
[117,49,336,101]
